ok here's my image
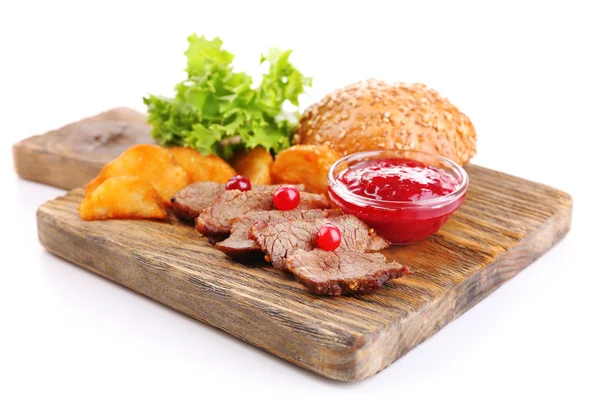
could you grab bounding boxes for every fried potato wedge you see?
[271,145,342,194]
[231,146,274,185]
[169,147,236,183]
[85,144,189,204]
[79,176,168,221]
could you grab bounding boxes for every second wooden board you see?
[12,108,152,190]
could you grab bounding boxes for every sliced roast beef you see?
[195,189,330,236]
[248,214,390,269]
[215,209,339,258]
[170,182,223,222]
[286,249,411,295]
[171,182,304,223]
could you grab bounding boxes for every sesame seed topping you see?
[297,79,475,165]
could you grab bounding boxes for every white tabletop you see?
[1,1,598,399]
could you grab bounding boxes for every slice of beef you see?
[171,182,305,223]
[286,249,411,295]
[215,209,339,258]
[248,214,390,269]
[171,182,223,223]
[195,189,330,236]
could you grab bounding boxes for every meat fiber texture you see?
[287,249,411,295]
[195,189,330,236]
[171,182,304,223]
[248,214,389,269]
[215,209,338,258]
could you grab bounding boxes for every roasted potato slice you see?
[85,144,189,204]
[271,145,342,194]
[169,147,236,183]
[79,176,168,221]
[231,146,274,185]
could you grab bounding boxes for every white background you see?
[1,1,599,399]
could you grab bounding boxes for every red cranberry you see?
[272,185,300,210]
[315,223,341,251]
[226,175,251,191]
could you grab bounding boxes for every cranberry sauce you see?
[329,158,466,244]
[337,159,459,202]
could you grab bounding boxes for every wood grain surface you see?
[13,108,153,189]
[36,165,573,381]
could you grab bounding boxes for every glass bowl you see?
[328,149,469,245]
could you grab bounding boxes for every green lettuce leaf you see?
[143,34,311,158]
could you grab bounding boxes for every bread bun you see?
[294,79,476,165]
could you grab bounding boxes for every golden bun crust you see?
[294,79,476,165]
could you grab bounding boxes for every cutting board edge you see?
[13,142,105,190]
[358,193,573,380]
[36,201,374,381]
[35,187,573,382]
[12,107,149,190]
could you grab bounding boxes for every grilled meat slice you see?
[195,189,330,236]
[215,209,339,258]
[170,182,223,223]
[248,214,390,269]
[286,249,411,295]
[171,182,304,223]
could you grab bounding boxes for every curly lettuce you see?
[144,34,312,159]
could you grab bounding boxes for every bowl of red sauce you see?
[328,150,469,245]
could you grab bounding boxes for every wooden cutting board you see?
[19,109,573,381]
[12,107,154,190]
